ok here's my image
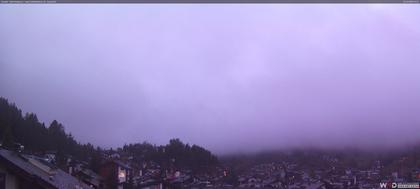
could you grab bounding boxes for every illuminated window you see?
[118,171,126,178]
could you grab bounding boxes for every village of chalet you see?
[1,142,420,189]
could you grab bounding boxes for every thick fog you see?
[1,5,419,154]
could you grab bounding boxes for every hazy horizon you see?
[1,5,420,154]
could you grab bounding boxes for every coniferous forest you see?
[0,97,219,173]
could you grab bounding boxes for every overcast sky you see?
[1,5,419,154]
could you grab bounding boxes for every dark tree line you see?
[121,138,219,173]
[0,97,218,173]
[0,97,102,166]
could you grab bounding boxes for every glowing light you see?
[118,171,126,178]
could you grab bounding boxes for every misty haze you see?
[1,5,420,189]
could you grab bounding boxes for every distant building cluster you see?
[232,157,420,189]
[1,145,420,189]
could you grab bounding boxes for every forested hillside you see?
[0,97,218,172]
[0,97,98,163]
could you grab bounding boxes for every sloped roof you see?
[112,160,132,169]
[0,148,90,189]
[79,168,102,187]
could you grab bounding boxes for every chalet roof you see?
[0,148,90,189]
[79,168,102,187]
[113,160,132,169]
